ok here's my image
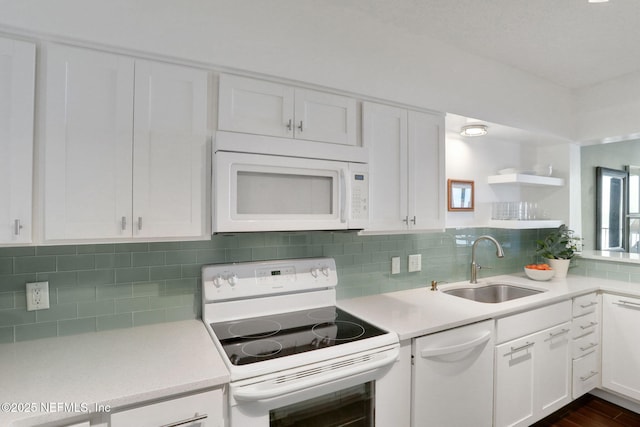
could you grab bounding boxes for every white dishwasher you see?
[412,320,495,427]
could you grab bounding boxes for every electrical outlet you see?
[26,281,50,311]
[391,257,400,274]
[408,254,422,272]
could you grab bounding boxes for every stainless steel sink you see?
[442,283,544,303]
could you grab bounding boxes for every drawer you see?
[496,300,571,344]
[572,311,599,339]
[572,293,600,317]
[572,350,600,399]
[572,331,599,359]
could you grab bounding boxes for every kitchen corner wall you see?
[0,228,542,344]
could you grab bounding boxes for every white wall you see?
[0,0,574,139]
[575,71,640,144]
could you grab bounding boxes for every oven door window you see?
[269,382,374,427]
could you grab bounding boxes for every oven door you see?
[214,151,366,232]
[228,345,398,426]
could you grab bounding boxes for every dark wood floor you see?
[531,394,640,427]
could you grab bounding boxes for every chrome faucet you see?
[470,236,505,284]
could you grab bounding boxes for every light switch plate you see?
[26,281,50,311]
[408,254,422,272]
[391,257,400,274]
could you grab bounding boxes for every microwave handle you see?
[340,169,347,223]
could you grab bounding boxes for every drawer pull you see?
[160,413,208,427]
[548,328,570,339]
[509,342,534,354]
[579,301,598,309]
[616,300,640,308]
[580,371,599,382]
[579,342,598,352]
[579,321,598,330]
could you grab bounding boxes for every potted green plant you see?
[535,224,581,278]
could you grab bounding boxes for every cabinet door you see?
[133,60,208,238]
[602,293,640,401]
[44,44,134,240]
[218,74,294,138]
[495,334,536,427]
[537,322,572,418]
[363,102,408,231]
[407,110,445,230]
[110,388,224,427]
[293,88,356,145]
[0,37,35,244]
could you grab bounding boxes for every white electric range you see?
[202,257,399,426]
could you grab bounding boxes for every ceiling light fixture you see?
[588,0,609,3]
[460,124,488,137]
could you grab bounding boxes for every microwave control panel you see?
[350,166,369,221]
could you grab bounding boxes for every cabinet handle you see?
[580,371,599,382]
[616,300,640,308]
[298,120,304,132]
[121,216,127,231]
[286,119,292,131]
[160,413,208,427]
[548,328,570,339]
[509,341,534,354]
[13,219,23,236]
[410,216,416,225]
[137,216,143,231]
[579,301,598,308]
[403,216,409,224]
[579,342,598,352]
[579,321,598,330]
[420,330,492,358]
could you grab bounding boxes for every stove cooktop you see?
[210,306,387,366]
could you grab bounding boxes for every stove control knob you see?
[321,266,330,276]
[228,274,238,286]
[212,275,223,288]
[311,268,320,278]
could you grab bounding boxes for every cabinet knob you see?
[298,120,304,132]
[137,216,143,231]
[286,119,293,131]
[121,216,127,231]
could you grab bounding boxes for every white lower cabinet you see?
[412,320,494,427]
[571,292,601,399]
[494,301,572,427]
[110,388,225,427]
[602,293,640,401]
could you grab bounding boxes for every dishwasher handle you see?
[420,330,492,358]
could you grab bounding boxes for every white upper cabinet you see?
[363,102,445,233]
[132,60,208,238]
[0,37,35,245]
[218,74,357,146]
[44,44,208,241]
[44,44,134,240]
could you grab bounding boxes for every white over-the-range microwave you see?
[213,134,369,233]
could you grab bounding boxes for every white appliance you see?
[202,258,399,426]
[412,320,495,426]
[213,150,369,232]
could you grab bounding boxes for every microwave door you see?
[214,152,349,232]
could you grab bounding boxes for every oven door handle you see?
[233,347,399,402]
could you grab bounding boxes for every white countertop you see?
[0,320,229,427]
[339,273,640,341]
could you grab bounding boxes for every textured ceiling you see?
[330,0,640,89]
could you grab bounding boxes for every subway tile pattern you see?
[0,228,542,343]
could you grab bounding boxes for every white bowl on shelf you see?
[524,267,555,281]
[498,168,518,175]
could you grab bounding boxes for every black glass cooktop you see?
[211,306,387,366]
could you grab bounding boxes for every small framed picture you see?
[448,179,474,211]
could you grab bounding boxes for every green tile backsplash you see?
[0,228,556,343]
